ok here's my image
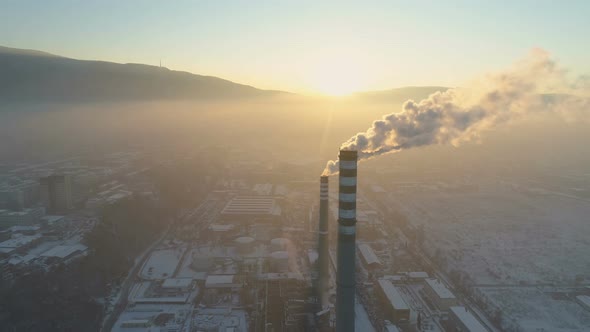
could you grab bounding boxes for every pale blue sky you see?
[1,1,589,93]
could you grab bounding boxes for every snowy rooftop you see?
[161,278,193,289]
[449,306,487,332]
[0,234,41,248]
[425,278,456,299]
[0,247,14,254]
[193,308,248,332]
[407,271,429,279]
[221,196,280,216]
[9,225,40,232]
[384,322,401,332]
[112,303,191,332]
[377,279,409,310]
[205,274,237,288]
[140,248,183,280]
[41,244,87,258]
[358,243,381,266]
[41,215,64,224]
[576,295,590,310]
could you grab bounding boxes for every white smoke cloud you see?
[323,49,589,176]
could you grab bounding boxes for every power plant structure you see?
[317,175,330,306]
[336,150,358,332]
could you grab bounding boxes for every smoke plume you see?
[323,49,589,175]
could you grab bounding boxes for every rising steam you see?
[323,49,589,176]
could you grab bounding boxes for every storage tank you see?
[234,236,255,255]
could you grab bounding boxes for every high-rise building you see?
[40,175,73,214]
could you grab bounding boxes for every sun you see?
[305,57,370,96]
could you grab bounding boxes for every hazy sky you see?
[2,1,589,94]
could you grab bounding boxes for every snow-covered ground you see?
[481,287,590,332]
[392,182,590,285]
[389,179,590,330]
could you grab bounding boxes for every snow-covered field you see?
[389,180,590,330]
[480,287,590,332]
[392,182,590,285]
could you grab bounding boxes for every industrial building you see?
[204,274,242,289]
[423,278,457,311]
[40,243,88,262]
[160,278,194,293]
[128,279,197,305]
[447,306,488,332]
[576,295,590,311]
[221,196,281,222]
[0,234,43,256]
[193,307,248,332]
[358,243,382,270]
[376,279,411,323]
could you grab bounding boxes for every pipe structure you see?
[318,175,329,305]
[335,150,358,332]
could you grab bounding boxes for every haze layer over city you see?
[1,2,589,332]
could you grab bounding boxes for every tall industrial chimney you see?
[336,150,358,332]
[318,175,329,305]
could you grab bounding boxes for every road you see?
[99,222,172,332]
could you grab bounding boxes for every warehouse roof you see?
[378,279,409,310]
[576,295,590,310]
[425,278,455,299]
[450,307,487,332]
[0,234,41,248]
[358,243,381,266]
[161,278,193,289]
[221,196,280,216]
[41,243,87,258]
[205,275,240,288]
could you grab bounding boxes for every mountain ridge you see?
[0,45,448,103]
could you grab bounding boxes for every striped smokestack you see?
[336,150,358,332]
[318,175,329,305]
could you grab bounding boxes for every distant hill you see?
[0,45,450,104]
[354,86,449,103]
[0,46,286,103]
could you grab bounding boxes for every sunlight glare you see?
[305,56,370,96]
